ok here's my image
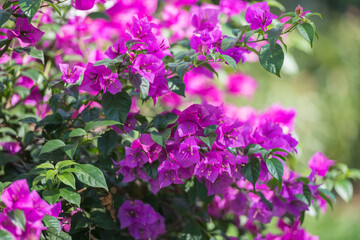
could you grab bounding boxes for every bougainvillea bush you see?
[0,0,359,239]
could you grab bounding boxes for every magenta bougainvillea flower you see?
[79,63,121,94]
[131,54,165,83]
[226,73,258,98]
[220,0,247,16]
[245,2,277,31]
[265,219,319,240]
[118,200,165,240]
[59,63,85,84]
[295,5,310,18]
[191,5,221,31]
[308,152,335,177]
[0,142,21,155]
[71,0,95,10]
[0,179,61,240]
[105,38,127,59]
[7,18,45,48]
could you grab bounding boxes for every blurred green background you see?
[237,0,360,239]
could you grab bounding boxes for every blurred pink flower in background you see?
[226,73,258,99]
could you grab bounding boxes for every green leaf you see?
[43,189,60,204]
[305,12,323,20]
[220,54,237,72]
[126,39,147,49]
[69,212,90,232]
[199,133,217,149]
[303,184,312,206]
[87,11,110,20]
[295,194,311,206]
[0,8,12,28]
[0,152,20,166]
[59,188,81,207]
[129,71,150,99]
[15,47,45,64]
[221,36,238,51]
[143,162,160,180]
[175,62,192,80]
[278,12,296,19]
[318,188,336,204]
[63,144,78,160]
[164,112,179,125]
[102,91,131,124]
[58,172,76,189]
[56,160,77,171]
[194,61,219,78]
[74,164,108,190]
[266,158,284,181]
[256,192,273,211]
[19,0,41,21]
[297,23,315,47]
[91,211,118,230]
[347,169,360,179]
[98,130,118,156]
[36,162,55,169]
[152,115,168,132]
[167,76,185,97]
[9,209,26,231]
[227,147,237,156]
[40,140,65,155]
[0,127,16,136]
[49,94,61,112]
[45,169,57,182]
[0,230,14,240]
[196,180,212,204]
[267,25,284,47]
[244,144,263,156]
[270,148,290,155]
[84,120,120,131]
[334,179,353,203]
[241,158,261,190]
[43,215,62,234]
[267,0,285,11]
[259,43,284,77]
[45,228,72,240]
[204,125,218,136]
[151,129,172,148]
[43,0,61,17]
[179,220,203,240]
[243,30,256,44]
[68,128,87,138]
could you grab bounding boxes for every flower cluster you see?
[0,180,61,239]
[189,3,251,64]
[116,102,297,187]
[118,200,165,240]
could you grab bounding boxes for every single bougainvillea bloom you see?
[105,38,127,59]
[7,18,45,48]
[118,200,165,240]
[295,5,310,18]
[72,0,95,10]
[131,54,165,83]
[59,63,85,84]
[79,63,121,94]
[308,152,335,177]
[245,2,277,31]
[0,142,21,155]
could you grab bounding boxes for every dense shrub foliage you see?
[0,0,359,239]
